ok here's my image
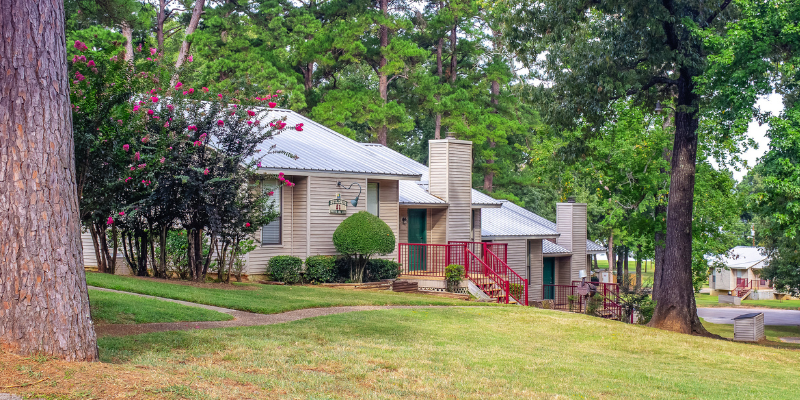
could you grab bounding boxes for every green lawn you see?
[594,259,655,284]
[90,307,800,399]
[695,293,800,310]
[89,289,233,324]
[86,272,497,314]
[702,319,800,350]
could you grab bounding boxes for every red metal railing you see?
[398,243,463,276]
[736,277,749,287]
[465,249,508,303]
[447,241,508,264]
[750,279,772,290]
[542,282,622,320]
[486,248,528,305]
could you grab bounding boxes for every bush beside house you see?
[333,211,396,283]
[305,255,337,284]
[268,256,302,284]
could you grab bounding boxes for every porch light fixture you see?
[337,181,362,207]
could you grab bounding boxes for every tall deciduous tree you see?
[0,1,98,360]
[507,0,746,335]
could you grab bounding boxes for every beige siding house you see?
[82,109,606,304]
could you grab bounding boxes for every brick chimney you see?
[428,137,472,242]
[556,202,587,281]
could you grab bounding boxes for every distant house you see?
[709,246,774,299]
[82,109,606,306]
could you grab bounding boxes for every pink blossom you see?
[202,87,209,93]
[91,67,98,74]
[139,101,145,105]
[74,40,88,51]
[188,55,194,62]
[183,91,188,95]
[167,104,174,111]
[141,137,148,143]
[150,48,157,56]
[130,166,135,171]
[218,94,223,98]
[151,96,159,103]
[136,43,142,52]
[119,211,125,216]
[125,176,133,183]
[268,191,274,196]
[247,121,253,125]
[142,179,149,186]
[146,57,152,62]
[147,109,154,115]
[203,168,209,175]
[265,94,272,100]
[175,82,183,89]
[133,105,140,112]
[138,164,146,169]
[188,125,198,131]
[169,147,173,150]
[117,120,123,125]
[217,120,224,126]
[107,216,114,225]
[254,120,260,125]
[72,55,79,63]
[87,60,96,67]
[74,71,85,81]
[188,88,195,94]
[160,157,165,163]
[164,122,170,128]
[295,123,304,132]
[199,133,207,140]
[193,141,202,147]
[257,162,262,168]
[149,89,157,95]
[153,115,160,119]
[134,152,141,161]
[279,172,285,178]
[123,144,130,152]
[247,110,256,117]
[268,102,277,108]
[276,90,283,94]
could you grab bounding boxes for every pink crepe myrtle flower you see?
[125,176,133,183]
[160,157,166,163]
[254,120,260,125]
[71,55,79,63]
[134,152,141,161]
[218,94,223,98]
[188,55,194,62]
[188,88,195,94]
[202,87,209,93]
[164,122,170,128]
[141,136,149,143]
[149,89,157,95]
[130,166,135,171]
[199,133,208,140]
[152,115,160,119]
[117,120,123,125]
[268,102,277,108]
[91,67,99,74]
[139,100,145,105]
[217,120,224,126]
[118,211,126,216]
[150,48,157,56]
[193,141,202,147]
[166,104,174,111]
[168,147,173,150]
[151,96,159,103]
[107,216,114,225]
[279,172,285,178]
[147,109,154,115]
[142,180,149,186]
[265,94,272,100]
[74,40,88,51]
[295,123,304,131]
[175,82,183,89]
[87,60,96,67]
[247,110,256,117]
[138,164,146,169]
[133,105,140,112]
[74,71,85,81]
[146,57,152,62]
[276,90,283,94]
[257,162,262,168]
[268,191,274,196]
[123,144,130,152]
[247,121,253,125]
[136,43,142,52]
[183,91,188,95]
[245,223,250,227]
[188,125,198,131]
[203,168,209,175]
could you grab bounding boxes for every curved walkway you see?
[89,286,478,337]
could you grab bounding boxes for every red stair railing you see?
[485,248,528,305]
[464,249,509,303]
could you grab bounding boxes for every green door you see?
[407,209,427,271]
[543,258,555,300]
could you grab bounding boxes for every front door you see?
[543,258,555,300]
[407,209,427,271]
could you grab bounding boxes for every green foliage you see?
[333,211,396,257]
[267,256,303,285]
[444,264,465,283]
[365,259,401,282]
[304,255,337,284]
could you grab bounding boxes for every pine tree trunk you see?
[648,78,707,335]
[157,0,166,51]
[121,20,134,64]
[484,79,499,192]
[175,0,205,70]
[0,0,98,361]
[435,36,443,140]
[377,0,389,146]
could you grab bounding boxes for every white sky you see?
[732,93,785,181]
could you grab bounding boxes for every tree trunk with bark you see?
[435,36,443,140]
[636,245,642,291]
[121,20,134,63]
[0,0,98,361]
[484,79,499,192]
[607,232,614,275]
[175,0,205,70]
[376,0,389,146]
[648,77,707,335]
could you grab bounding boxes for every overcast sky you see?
[733,93,785,181]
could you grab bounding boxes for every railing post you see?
[524,279,529,306]
[445,244,451,271]
[505,280,510,304]
[464,246,469,279]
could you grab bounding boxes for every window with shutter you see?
[261,181,282,245]
[367,182,379,216]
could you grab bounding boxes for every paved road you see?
[697,307,800,326]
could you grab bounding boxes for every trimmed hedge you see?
[332,211,395,256]
[305,255,337,284]
[366,259,401,281]
[267,255,302,284]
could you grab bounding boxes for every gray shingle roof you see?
[586,240,606,253]
[252,109,421,178]
[543,239,571,254]
[481,201,560,238]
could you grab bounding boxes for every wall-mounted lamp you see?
[337,181,362,207]
[401,216,408,225]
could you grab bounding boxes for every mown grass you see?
[86,272,498,314]
[594,259,655,284]
[89,289,233,325]
[695,293,800,310]
[90,307,800,399]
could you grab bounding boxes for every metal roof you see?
[399,180,445,205]
[543,239,571,255]
[471,189,503,207]
[249,109,421,178]
[716,246,769,270]
[360,143,429,181]
[495,200,606,252]
[481,201,560,238]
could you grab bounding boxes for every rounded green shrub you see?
[267,255,302,284]
[333,211,396,282]
[305,255,337,284]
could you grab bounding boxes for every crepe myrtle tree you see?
[107,77,299,281]
[333,211,396,283]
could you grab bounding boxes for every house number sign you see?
[329,194,347,215]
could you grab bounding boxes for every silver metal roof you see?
[471,189,503,207]
[360,143,429,181]
[543,239,571,255]
[399,180,445,205]
[250,109,421,178]
[496,200,606,252]
[716,246,769,270]
[481,201,560,238]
